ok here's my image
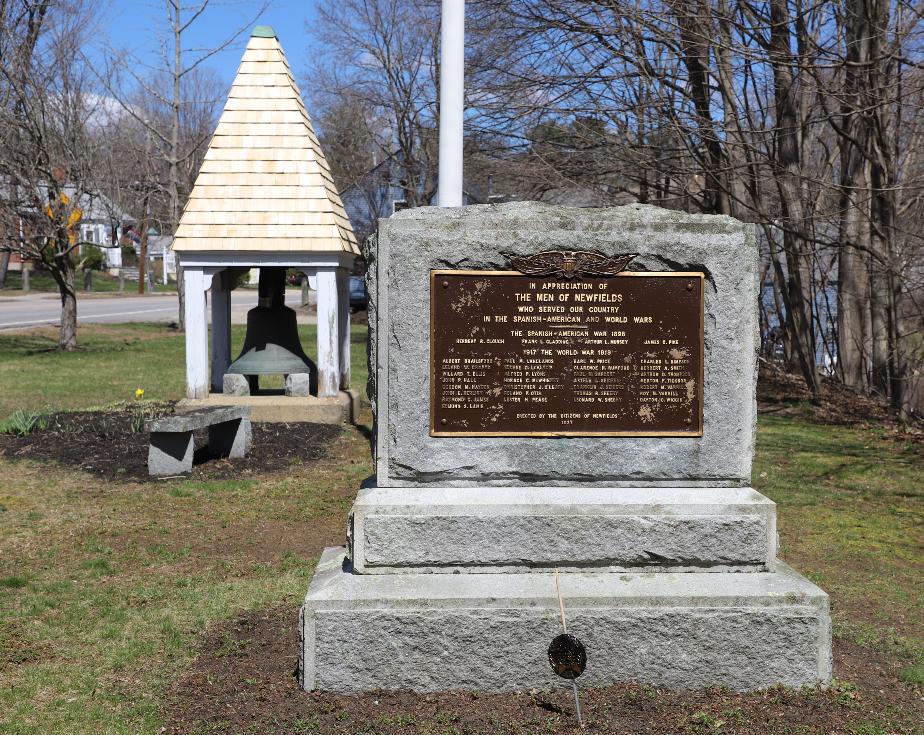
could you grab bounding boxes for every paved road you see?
[0,289,313,331]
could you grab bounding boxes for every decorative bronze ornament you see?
[503,250,637,279]
[548,633,587,680]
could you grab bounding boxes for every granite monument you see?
[299,201,831,693]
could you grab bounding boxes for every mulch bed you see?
[164,604,923,735]
[0,405,342,481]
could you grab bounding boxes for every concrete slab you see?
[350,485,776,573]
[178,390,359,423]
[300,547,831,693]
[147,405,250,432]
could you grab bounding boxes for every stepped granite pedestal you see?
[300,202,831,693]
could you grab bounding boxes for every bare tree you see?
[0,0,50,289]
[102,0,266,322]
[0,0,105,349]
[309,0,441,208]
[466,0,924,412]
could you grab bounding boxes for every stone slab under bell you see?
[226,342,314,376]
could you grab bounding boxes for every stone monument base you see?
[350,485,777,574]
[177,390,360,424]
[300,547,830,693]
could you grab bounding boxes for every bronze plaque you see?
[430,270,704,436]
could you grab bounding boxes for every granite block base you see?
[300,548,831,693]
[350,485,777,573]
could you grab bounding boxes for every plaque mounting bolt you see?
[686,281,694,292]
[440,418,448,425]
[442,281,449,288]
[685,418,692,425]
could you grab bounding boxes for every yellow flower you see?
[135,388,145,399]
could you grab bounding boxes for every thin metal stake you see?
[554,569,585,729]
[572,680,584,728]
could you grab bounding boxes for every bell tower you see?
[172,26,359,419]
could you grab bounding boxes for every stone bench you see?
[146,406,252,476]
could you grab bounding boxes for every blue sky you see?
[99,0,318,88]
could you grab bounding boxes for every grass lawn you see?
[0,322,368,421]
[0,324,920,734]
[1,271,176,294]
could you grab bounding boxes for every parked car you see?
[349,275,367,312]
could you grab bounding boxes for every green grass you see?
[753,415,923,654]
[1,271,176,293]
[0,322,369,420]
[899,664,924,686]
[0,420,368,734]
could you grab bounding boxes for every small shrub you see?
[80,245,105,271]
[121,244,137,265]
[0,410,48,436]
[131,389,148,433]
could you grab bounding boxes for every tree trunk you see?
[836,18,872,393]
[58,263,77,351]
[768,1,820,395]
[836,234,870,389]
[767,0,820,400]
[868,185,900,405]
[138,221,149,295]
[862,0,900,407]
[670,0,732,215]
[0,250,10,289]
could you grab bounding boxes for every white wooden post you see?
[184,268,210,399]
[211,270,232,393]
[316,268,340,397]
[337,268,351,390]
[438,0,465,207]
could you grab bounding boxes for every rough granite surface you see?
[285,373,313,397]
[349,485,776,573]
[222,373,250,396]
[369,202,759,486]
[360,514,769,571]
[146,405,249,432]
[301,548,831,693]
[207,418,251,459]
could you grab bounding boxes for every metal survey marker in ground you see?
[548,633,587,680]
[550,570,586,727]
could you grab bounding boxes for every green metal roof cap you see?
[251,25,276,38]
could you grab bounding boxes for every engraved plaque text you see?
[430,270,704,436]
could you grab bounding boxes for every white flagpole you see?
[438,0,464,207]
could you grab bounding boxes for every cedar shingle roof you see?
[172,28,359,254]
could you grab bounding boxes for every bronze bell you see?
[225,267,317,394]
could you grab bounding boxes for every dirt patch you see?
[0,405,342,481]
[759,365,924,442]
[164,605,923,735]
[0,618,53,672]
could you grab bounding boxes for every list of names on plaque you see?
[430,270,703,436]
